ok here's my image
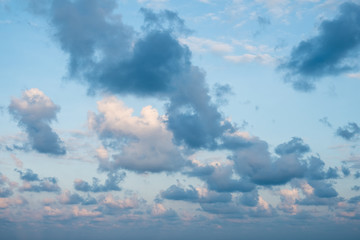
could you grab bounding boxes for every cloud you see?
[16,169,61,193]
[178,36,233,54]
[58,190,97,205]
[151,203,178,220]
[15,169,39,182]
[0,172,13,198]
[275,137,310,156]
[352,185,360,191]
[0,196,27,209]
[161,185,198,201]
[88,97,185,173]
[72,206,101,217]
[74,171,125,192]
[224,54,275,65]
[185,162,255,192]
[231,138,307,186]
[336,122,360,141]
[10,154,23,168]
[279,2,360,91]
[8,88,66,155]
[31,0,236,150]
[257,16,271,27]
[306,156,339,180]
[97,193,140,215]
[160,184,232,203]
[277,189,299,214]
[239,190,259,207]
[319,117,332,128]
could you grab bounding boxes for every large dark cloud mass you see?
[8,89,66,155]
[280,2,360,91]
[32,0,236,151]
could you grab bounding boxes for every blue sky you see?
[1,0,360,239]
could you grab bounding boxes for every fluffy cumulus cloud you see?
[8,88,66,155]
[88,97,185,173]
[231,138,307,186]
[74,171,125,192]
[31,0,236,150]
[280,2,360,91]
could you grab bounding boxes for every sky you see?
[1,0,360,239]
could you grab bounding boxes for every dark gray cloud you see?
[308,180,338,198]
[21,177,61,193]
[8,89,66,155]
[231,139,307,186]
[342,166,350,177]
[280,2,360,91]
[31,0,236,151]
[74,171,125,192]
[185,163,255,193]
[336,122,360,141]
[160,184,231,203]
[348,195,360,204]
[15,169,39,182]
[306,156,339,180]
[161,185,198,201]
[239,190,259,207]
[275,137,310,156]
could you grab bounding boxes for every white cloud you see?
[73,206,101,217]
[89,97,185,172]
[179,36,233,54]
[347,73,360,79]
[224,53,275,65]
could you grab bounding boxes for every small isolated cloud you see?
[8,89,66,155]
[257,16,271,27]
[74,171,125,193]
[279,2,360,91]
[319,117,332,128]
[15,169,39,182]
[89,97,185,173]
[224,54,275,65]
[336,122,360,141]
